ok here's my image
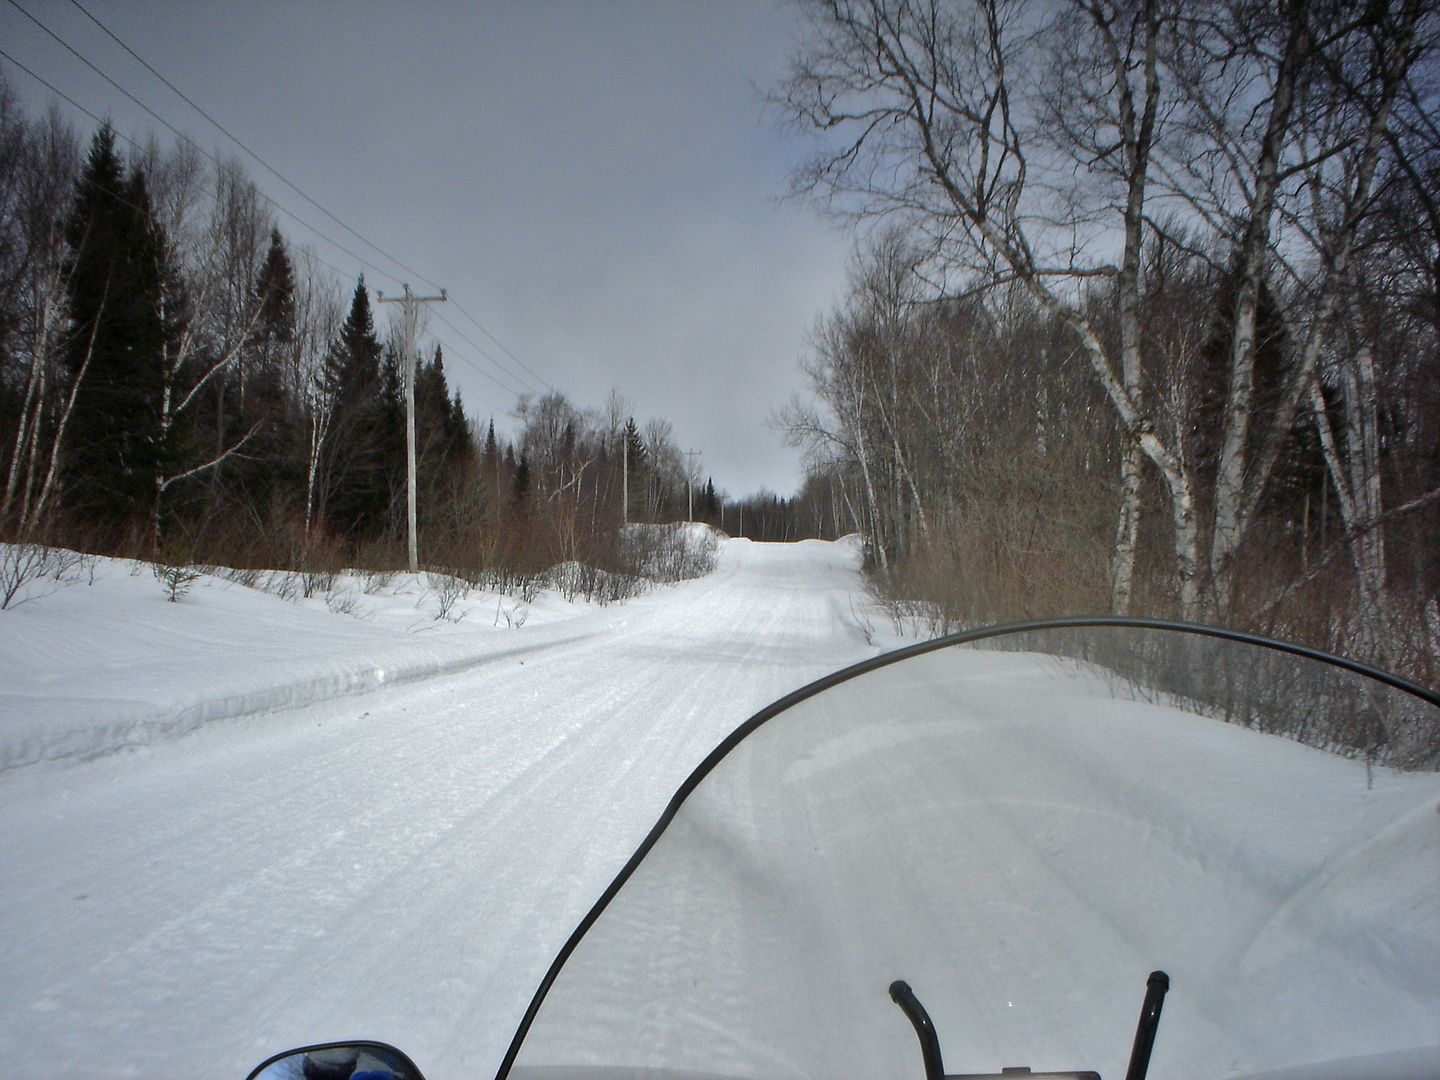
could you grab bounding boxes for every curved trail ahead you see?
[1,538,881,1080]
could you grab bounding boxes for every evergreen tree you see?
[622,417,646,471]
[415,343,453,474]
[445,392,474,471]
[248,228,297,386]
[317,277,389,536]
[1195,257,1326,534]
[237,227,300,517]
[481,419,504,520]
[483,419,500,470]
[62,126,175,537]
[376,342,407,530]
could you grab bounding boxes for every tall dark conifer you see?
[1195,258,1326,535]
[236,227,300,515]
[622,417,646,470]
[445,392,473,470]
[317,277,389,536]
[249,228,297,383]
[415,343,452,467]
[63,125,173,538]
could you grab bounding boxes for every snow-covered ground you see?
[1,537,1437,1080]
[1,536,886,1079]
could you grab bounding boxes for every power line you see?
[447,297,555,393]
[66,0,446,296]
[430,308,540,396]
[428,327,527,400]
[4,3,548,415]
[64,0,555,399]
[0,44,113,133]
[52,0,561,403]
[0,48,520,429]
[4,0,411,291]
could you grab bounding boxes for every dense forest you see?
[0,89,716,592]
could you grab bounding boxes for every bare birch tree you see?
[776,0,1432,620]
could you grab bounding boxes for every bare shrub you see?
[361,569,397,595]
[325,589,364,616]
[549,558,647,606]
[427,570,470,622]
[494,596,530,628]
[212,565,263,589]
[1,543,91,609]
[622,524,718,584]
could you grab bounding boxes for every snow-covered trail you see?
[0,538,883,1080]
[6,538,1438,1080]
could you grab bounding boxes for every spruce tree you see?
[1196,257,1326,535]
[238,227,300,516]
[249,228,297,382]
[622,417,646,470]
[482,419,503,520]
[317,277,389,537]
[445,392,474,471]
[483,420,501,476]
[416,343,453,467]
[63,126,174,538]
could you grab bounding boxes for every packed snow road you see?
[4,537,1438,1080]
[0,538,885,1080]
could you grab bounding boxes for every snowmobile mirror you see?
[245,1040,427,1080]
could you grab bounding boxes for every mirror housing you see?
[246,1041,426,1080]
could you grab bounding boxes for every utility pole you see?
[683,449,700,521]
[377,283,446,572]
[622,433,629,527]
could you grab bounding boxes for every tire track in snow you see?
[0,537,881,1080]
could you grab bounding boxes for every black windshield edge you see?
[492,616,1440,1080]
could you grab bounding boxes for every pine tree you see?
[63,126,175,537]
[622,417,646,471]
[248,228,297,388]
[236,227,300,517]
[316,277,389,537]
[416,343,453,473]
[445,392,474,471]
[1196,257,1326,535]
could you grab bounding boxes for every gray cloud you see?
[1,0,852,496]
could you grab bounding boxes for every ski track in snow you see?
[2,536,1438,1080]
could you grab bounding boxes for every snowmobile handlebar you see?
[891,973,1171,1080]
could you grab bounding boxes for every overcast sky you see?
[0,0,856,498]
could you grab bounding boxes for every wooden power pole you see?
[683,449,700,521]
[377,284,446,572]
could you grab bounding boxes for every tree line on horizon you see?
[0,90,721,585]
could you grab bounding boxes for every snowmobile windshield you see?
[499,621,1440,1080]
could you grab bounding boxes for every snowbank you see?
[1,550,625,772]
